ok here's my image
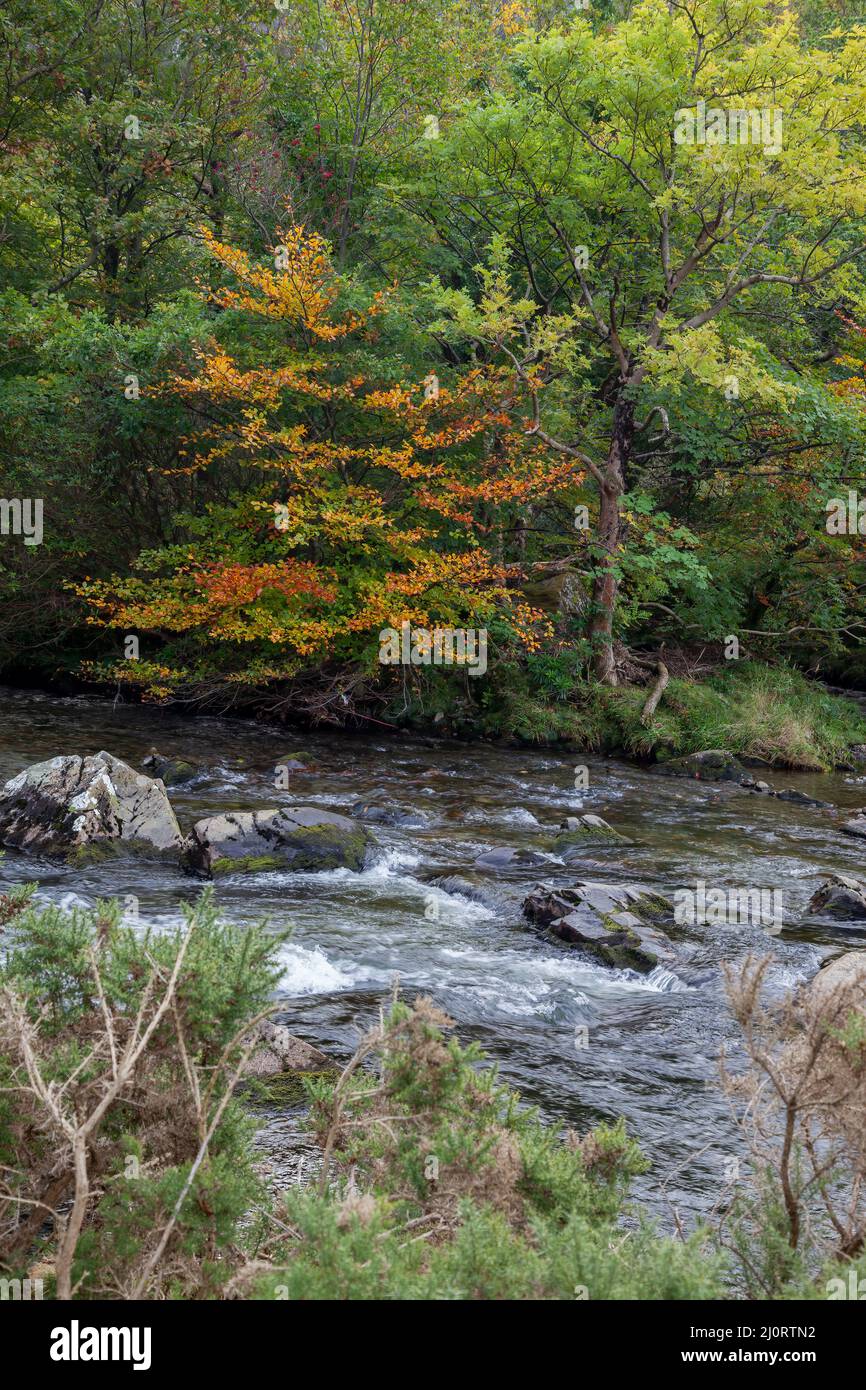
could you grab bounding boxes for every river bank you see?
[3,657,866,772]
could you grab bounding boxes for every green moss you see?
[542,916,660,973]
[212,853,285,875]
[595,941,658,972]
[209,825,370,876]
[283,823,370,872]
[66,836,176,865]
[631,892,670,919]
[555,824,627,845]
[242,1068,339,1108]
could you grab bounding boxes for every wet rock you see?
[182,806,374,878]
[141,749,199,787]
[556,814,628,844]
[775,789,832,807]
[0,752,182,861]
[754,781,771,794]
[242,1020,332,1079]
[274,756,309,773]
[428,874,502,910]
[240,1021,337,1105]
[652,749,745,782]
[474,846,554,870]
[840,814,866,841]
[808,952,866,1013]
[807,874,866,922]
[522,881,675,972]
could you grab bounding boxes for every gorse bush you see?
[253,996,725,1300]
[0,888,283,1299]
[0,891,724,1301]
[719,954,866,1300]
[4,890,866,1300]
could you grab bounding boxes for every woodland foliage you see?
[1,0,866,719]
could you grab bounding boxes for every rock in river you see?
[555,814,628,844]
[652,749,745,782]
[0,751,182,861]
[807,873,866,922]
[182,806,374,877]
[807,951,866,1013]
[242,1020,332,1079]
[141,748,199,787]
[523,881,676,972]
[474,846,554,870]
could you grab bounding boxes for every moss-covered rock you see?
[651,749,745,782]
[523,881,676,973]
[239,1021,338,1107]
[141,749,199,786]
[555,814,629,845]
[182,806,374,878]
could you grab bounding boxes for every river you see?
[1,684,865,1229]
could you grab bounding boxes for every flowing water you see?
[2,684,866,1227]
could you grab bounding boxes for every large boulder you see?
[182,806,374,877]
[807,873,866,922]
[0,752,182,861]
[652,750,745,782]
[522,881,675,972]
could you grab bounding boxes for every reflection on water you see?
[2,684,865,1228]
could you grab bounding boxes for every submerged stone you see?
[474,846,554,870]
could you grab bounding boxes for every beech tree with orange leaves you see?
[75,220,580,715]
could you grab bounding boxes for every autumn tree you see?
[76,221,575,713]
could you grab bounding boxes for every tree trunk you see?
[588,391,635,684]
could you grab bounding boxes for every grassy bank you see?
[392,660,866,772]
